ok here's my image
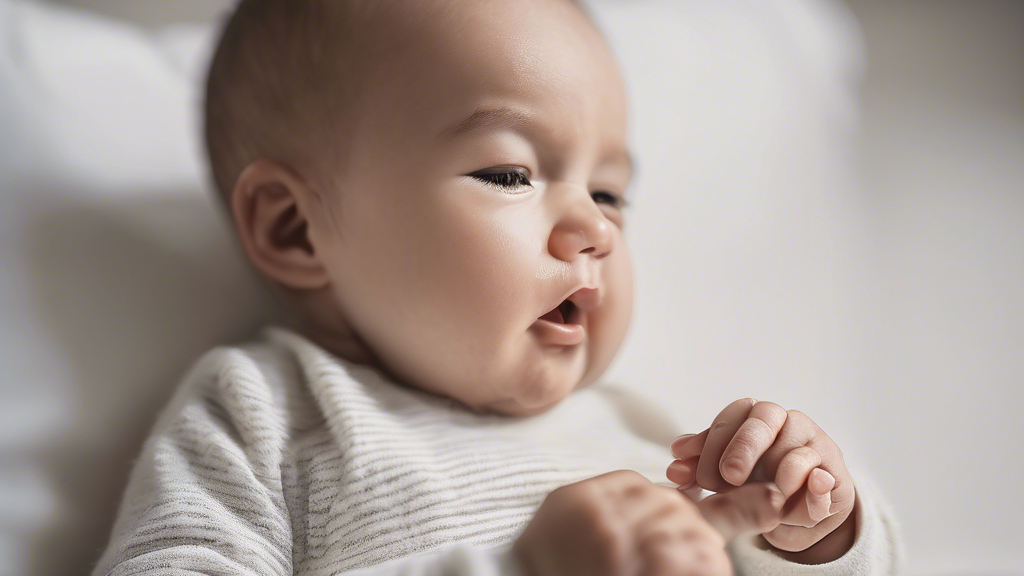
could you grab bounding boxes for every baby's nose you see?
[548,208,613,262]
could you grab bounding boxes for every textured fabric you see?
[92,327,902,575]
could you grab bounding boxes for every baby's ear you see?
[230,159,330,290]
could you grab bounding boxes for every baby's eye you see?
[469,167,533,192]
[591,191,629,210]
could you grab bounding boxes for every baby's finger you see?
[670,429,709,460]
[774,446,823,499]
[695,482,786,542]
[775,483,818,529]
[694,398,758,492]
[752,410,825,484]
[828,470,857,516]
[808,467,836,497]
[806,469,835,524]
[666,456,699,489]
[719,401,789,486]
[775,469,835,528]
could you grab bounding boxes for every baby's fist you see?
[514,470,791,576]
[667,398,857,559]
[514,471,731,576]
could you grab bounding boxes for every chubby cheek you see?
[432,210,545,390]
[352,197,539,403]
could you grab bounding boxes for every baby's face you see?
[309,0,633,416]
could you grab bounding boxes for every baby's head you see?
[205,0,635,416]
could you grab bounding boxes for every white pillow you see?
[0,2,283,574]
[0,1,865,574]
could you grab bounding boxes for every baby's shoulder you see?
[153,326,330,443]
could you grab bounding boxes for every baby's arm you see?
[91,350,294,575]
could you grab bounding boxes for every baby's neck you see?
[296,318,380,368]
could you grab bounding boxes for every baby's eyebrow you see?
[437,106,533,141]
[438,105,637,183]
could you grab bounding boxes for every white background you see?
[624,3,1023,574]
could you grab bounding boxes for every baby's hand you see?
[514,470,787,576]
[666,398,857,558]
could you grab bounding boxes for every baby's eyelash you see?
[591,191,630,210]
[470,169,533,192]
[469,169,629,210]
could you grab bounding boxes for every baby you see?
[93,1,901,575]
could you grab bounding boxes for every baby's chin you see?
[477,374,598,417]
[480,396,566,418]
[299,317,599,417]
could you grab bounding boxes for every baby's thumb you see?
[694,482,787,542]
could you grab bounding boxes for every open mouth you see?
[538,299,579,325]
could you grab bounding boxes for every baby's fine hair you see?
[204,1,368,204]
[203,0,593,205]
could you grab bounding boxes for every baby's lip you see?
[531,285,601,347]
[537,284,601,321]
[532,315,586,346]
[566,287,602,312]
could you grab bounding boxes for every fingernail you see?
[809,468,835,495]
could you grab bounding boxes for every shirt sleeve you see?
[91,349,295,576]
[726,465,906,576]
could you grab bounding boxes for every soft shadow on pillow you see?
[0,2,283,574]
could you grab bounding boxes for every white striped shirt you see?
[93,327,902,575]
